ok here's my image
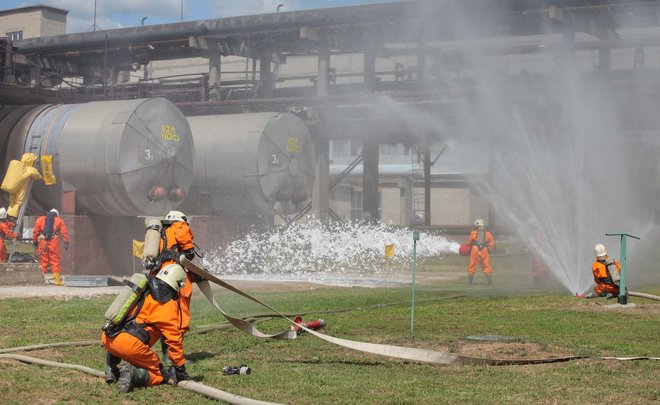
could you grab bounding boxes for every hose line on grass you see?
[0,353,282,405]
[628,291,660,301]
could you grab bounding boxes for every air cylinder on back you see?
[1,98,194,216]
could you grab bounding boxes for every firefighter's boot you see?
[486,275,492,285]
[43,273,49,285]
[468,275,474,284]
[105,353,121,384]
[117,364,149,393]
[53,273,64,286]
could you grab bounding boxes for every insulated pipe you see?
[187,112,315,217]
[1,98,194,216]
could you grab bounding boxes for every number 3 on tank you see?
[144,149,152,161]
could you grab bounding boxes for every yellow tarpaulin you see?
[40,155,57,186]
[385,243,395,258]
[132,240,144,258]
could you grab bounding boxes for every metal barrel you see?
[187,112,315,217]
[1,98,194,216]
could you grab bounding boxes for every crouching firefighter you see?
[588,243,622,300]
[101,265,191,393]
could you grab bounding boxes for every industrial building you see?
[0,1,659,276]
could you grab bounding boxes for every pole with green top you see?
[411,230,420,339]
[605,232,640,305]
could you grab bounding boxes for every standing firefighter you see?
[0,207,18,262]
[32,208,69,286]
[142,210,197,368]
[588,243,621,299]
[466,218,495,285]
[101,265,191,393]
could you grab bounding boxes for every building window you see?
[6,31,23,41]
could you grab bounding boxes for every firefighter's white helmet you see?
[50,208,59,217]
[474,218,485,227]
[594,243,607,258]
[165,210,188,223]
[155,264,187,292]
[0,207,7,219]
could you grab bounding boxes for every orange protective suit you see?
[33,215,69,276]
[153,221,195,332]
[0,219,18,262]
[592,259,621,296]
[1,153,42,218]
[531,256,549,285]
[101,292,185,387]
[467,228,495,275]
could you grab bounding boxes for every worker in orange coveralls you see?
[0,207,18,262]
[143,210,197,368]
[101,265,191,393]
[528,217,549,287]
[466,218,495,285]
[588,243,621,299]
[32,208,69,286]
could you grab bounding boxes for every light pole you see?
[181,0,183,22]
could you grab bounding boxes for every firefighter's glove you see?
[143,259,156,271]
[167,365,190,384]
[63,242,69,250]
[182,248,195,261]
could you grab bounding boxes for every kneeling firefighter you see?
[142,210,198,365]
[589,243,622,299]
[101,264,191,393]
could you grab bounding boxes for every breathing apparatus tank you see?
[102,273,148,332]
[142,217,163,267]
[605,257,621,286]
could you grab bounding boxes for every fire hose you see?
[180,257,660,366]
[628,291,660,301]
[0,353,282,404]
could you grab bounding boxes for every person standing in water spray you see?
[466,218,495,285]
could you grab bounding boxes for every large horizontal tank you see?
[1,98,194,216]
[187,112,315,217]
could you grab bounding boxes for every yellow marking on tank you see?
[287,137,300,152]
[161,124,180,141]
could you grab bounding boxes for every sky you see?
[1,0,396,33]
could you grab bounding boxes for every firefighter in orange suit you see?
[144,210,197,369]
[467,218,495,285]
[0,207,18,262]
[32,208,69,286]
[590,243,621,298]
[148,210,196,333]
[528,217,549,287]
[101,265,191,393]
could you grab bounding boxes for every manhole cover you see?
[464,335,519,342]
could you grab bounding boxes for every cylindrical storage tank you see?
[187,112,315,217]
[2,98,194,216]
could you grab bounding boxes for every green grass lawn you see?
[0,254,659,404]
